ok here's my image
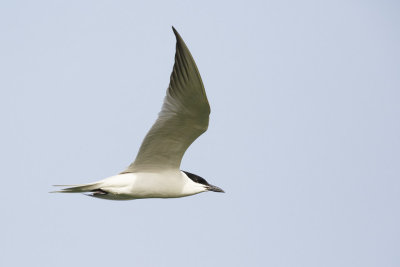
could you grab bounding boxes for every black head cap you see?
[182,171,209,185]
[182,171,224,193]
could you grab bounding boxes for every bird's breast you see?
[125,171,186,198]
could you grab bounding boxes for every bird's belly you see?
[127,179,185,199]
[100,172,186,200]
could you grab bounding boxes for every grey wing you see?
[122,27,210,173]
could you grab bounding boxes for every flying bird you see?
[53,27,224,200]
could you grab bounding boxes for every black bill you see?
[206,184,225,193]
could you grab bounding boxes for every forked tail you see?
[51,183,102,194]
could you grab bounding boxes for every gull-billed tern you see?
[53,27,224,200]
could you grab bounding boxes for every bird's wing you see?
[122,27,210,173]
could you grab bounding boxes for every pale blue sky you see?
[1,0,399,266]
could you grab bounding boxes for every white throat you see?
[180,171,208,196]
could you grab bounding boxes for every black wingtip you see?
[172,26,182,41]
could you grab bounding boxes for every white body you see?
[89,171,207,200]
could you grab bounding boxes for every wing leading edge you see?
[122,27,210,173]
